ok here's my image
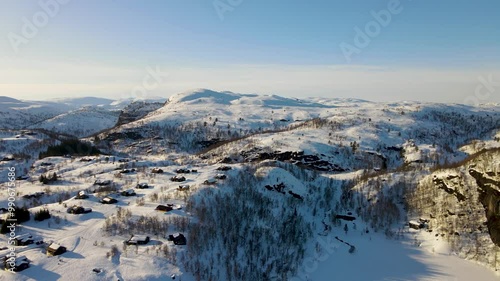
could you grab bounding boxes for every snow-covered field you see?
[305,231,500,281]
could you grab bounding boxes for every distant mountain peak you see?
[0,96,23,103]
[168,89,245,105]
[50,96,116,108]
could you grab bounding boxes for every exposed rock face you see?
[238,148,388,172]
[104,131,143,141]
[240,149,347,172]
[432,176,467,202]
[115,101,163,126]
[409,150,500,271]
[197,138,221,148]
[469,168,500,247]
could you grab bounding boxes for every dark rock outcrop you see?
[104,131,143,141]
[469,168,500,247]
[115,101,163,126]
[240,149,347,172]
[198,138,221,148]
[433,176,466,202]
[264,182,286,194]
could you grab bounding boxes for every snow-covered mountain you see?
[0,96,71,129]
[99,89,499,170]
[27,107,121,138]
[0,89,500,281]
[49,97,117,109]
[0,96,167,138]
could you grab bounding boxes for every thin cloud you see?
[1,59,499,104]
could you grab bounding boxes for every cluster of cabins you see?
[51,160,229,206]
[4,164,232,272]
[86,164,233,205]
[2,234,66,272]
[4,231,185,272]
[171,166,228,185]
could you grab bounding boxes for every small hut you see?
[125,235,150,245]
[155,205,173,212]
[47,243,67,256]
[100,197,118,204]
[4,255,29,272]
[168,233,187,245]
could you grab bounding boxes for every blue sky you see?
[1,0,499,103]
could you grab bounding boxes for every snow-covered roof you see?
[130,235,149,242]
[13,255,28,267]
[171,233,184,238]
[14,233,32,241]
[48,243,62,250]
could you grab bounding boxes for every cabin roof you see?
[48,243,62,251]
[130,235,149,241]
[13,256,28,266]
[14,233,33,242]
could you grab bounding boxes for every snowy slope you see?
[0,97,70,129]
[52,96,167,111]
[0,153,498,280]
[0,96,167,134]
[100,89,499,175]
[49,97,117,109]
[126,88,332,131]
[28,107,120,138]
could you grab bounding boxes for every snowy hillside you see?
[0,90,500,281]
[49,97,117,109]
[27,108,121,138]
[115,101,165,127]
[0,97,70,129]
[118,89,329,131]
[100,89,500,170]
[0,96,166,138]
